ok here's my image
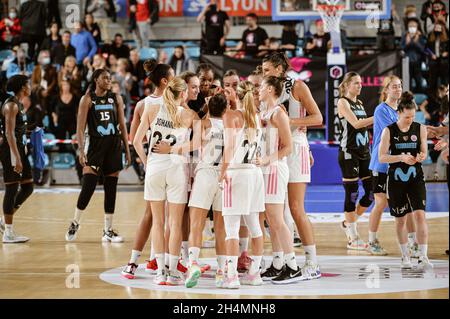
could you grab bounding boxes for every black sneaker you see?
[261,264,283,281]
[271,265,304,284]
[65,221,80,241]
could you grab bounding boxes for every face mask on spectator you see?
[9,12,17,19]
[41,57,51,65]
[408,27,417,35]
[407,13,416,18]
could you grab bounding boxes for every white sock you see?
[284,252,298,270]
[104,214,113,232]
[129,250,141,264]
[169,254,178,272]
[368,231,377,243]
[408,232,416,244]
[249,255,262,275]
[5,224,13,235]
[239,237,249,255]
[164,253,170,267]
[419,244,428,258]
[74,208,83,224]
[188,247,200,266]
[399,243,409,257]
[150,246,155,260]
[304,245,317,264]
[155,253,164,273]
[226,256,238,277]
[181,241,189,264]
[217,255,226,272]
[272,251,284,270]
[347,222,358,240]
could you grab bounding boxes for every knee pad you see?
[359,178,374,208]
[223,215,240,241]
[243,214,263,239]
[76,174,98,210]
[3,183,19,215]
[343,181,359,212]
[103,176,118,214]
[14,182,34,210]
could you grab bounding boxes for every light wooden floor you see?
[0,189,448,299]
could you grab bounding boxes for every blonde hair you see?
[163,77,187,128]
[237,81,257,142]
[380,75,402,103]
[338,72,360,98]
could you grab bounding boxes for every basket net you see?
[317,4,345,33]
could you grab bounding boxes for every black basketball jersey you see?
[387,122,423,182]
[0,96,27,145]
[87,91,121,138]
[338,97,370,159]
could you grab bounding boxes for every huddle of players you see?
[111,51,324,289]
[337,72,433,270]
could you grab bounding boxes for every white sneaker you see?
[408,242,421,259]
[340,220,351,241]
[0,217,5,234]
[401,256,412,269]
[347,237,368,250]
[3,231,30,243]
[102,229,124,243]
[241,271,263,286]
[223,274,240,289]
[300,260,322,280]
[417,256,434,271]
[166,270,184,286]
[153,270,167,285]
[65,221,80,241]
[367,239,388,256]
[215,269,225,288]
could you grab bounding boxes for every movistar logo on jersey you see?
[394,166,417,182]
[356,131,369,147]
[395,143,417,150]
[95,104,114,111]
[97,123,116,136]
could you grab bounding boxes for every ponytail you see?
[237,81,257,142]
[163,77,187,128]
[339,71,360,98]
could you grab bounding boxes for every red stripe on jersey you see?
[273,165,278,195]
[228,178,232,207]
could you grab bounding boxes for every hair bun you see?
[143,59,158,75]
[400,91,414,104]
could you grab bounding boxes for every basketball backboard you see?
[272,0,391,21]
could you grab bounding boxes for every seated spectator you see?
[401,18,427,93]
[107,53,118,73]
[158,49,169,64]
[280,21,298,54]
[112,58,133,119]
[377,4,400,51]
[419,84,449,126]
[41,22,61,51]
[86,0,114,43]
[128,48,145,97]
[85,53,106,82]
[304,20,331,57]
[31,50,58,112]
[105,33,130,59]
[0,7,21,49]
[426,21,449,91]
[232,13,269,58]
[70,21,97,66]
[169,46,189,76]
[422,0,448,35]
[6,48,34,79]
[84,13,102,45]
[58,55,82,97]
[51,30,76,67]
[51,79,79,139]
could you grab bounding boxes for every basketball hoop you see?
[316,3,345,34]
[316,2,346,54]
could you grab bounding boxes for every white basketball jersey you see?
[229,112,263,166]
[197,118,224,169]
[148,103,190,159]
[278,77,307,138]
[260,105,286,163]
[144,95,163,141]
